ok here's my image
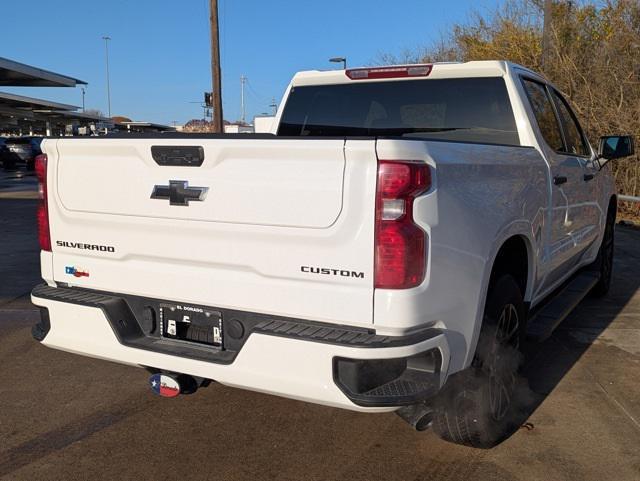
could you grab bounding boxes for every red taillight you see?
[35,154,51,251]
[346,65,432,80]
[374,160,431,289]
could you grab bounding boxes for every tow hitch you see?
[148,372,209,398]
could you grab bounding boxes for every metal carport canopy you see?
[0,57,87,87]
[0,91,78,112]
[39,110,112,123]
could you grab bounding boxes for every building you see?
[224,122,254,134]
[253,115,275,133]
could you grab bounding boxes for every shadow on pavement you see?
[0,199,40,309]
[512,225,640,436]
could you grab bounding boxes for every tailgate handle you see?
[151,146,205,167]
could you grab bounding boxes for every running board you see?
[526,272,599,342]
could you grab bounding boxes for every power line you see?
[246,78,266,102]
[246,78,277,116]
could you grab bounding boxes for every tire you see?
[433,275,526,448]
[590,204,616,297]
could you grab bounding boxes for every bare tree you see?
[379,0,640,219]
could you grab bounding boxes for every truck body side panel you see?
[374,139,549,371]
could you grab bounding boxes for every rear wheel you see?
[590,204,616,297]
[433,275,525,448]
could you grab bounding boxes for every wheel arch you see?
[488,234,533,302]
[463,231,535,369]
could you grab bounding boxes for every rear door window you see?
[550,89,590,156]
[278,77,520,146]
[521,79,564,152]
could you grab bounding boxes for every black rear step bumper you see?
[333,350,442,407]
[31,284,445,407]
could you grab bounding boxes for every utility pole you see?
[541,0,553,69]
[102,36,112,118]
[240,75,247,124]
[209,0,223,132]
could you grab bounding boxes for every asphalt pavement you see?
[1,191,639,481]
[0,169,37,199]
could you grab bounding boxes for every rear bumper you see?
[31,284,451,412]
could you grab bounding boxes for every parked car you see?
[0,138,16,170]
[31,61,635,448]
[29,136,43,157]
[6,136,41,170]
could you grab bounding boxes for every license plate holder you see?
[159,303,223,348]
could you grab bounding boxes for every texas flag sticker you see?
[149,374,181,398]
[65,266,89,278]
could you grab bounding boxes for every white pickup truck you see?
[31,61,634,448]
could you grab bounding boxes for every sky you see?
[1,0,502,126]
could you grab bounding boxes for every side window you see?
[550,90,590,156]
[522,79,564,152]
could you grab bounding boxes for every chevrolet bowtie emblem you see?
[151,180,209,206]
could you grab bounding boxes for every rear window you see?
[278,77,519,146]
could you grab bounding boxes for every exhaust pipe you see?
[148,372,211,397]
[396,403,434,431]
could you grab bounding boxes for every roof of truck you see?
[290,61,541,87]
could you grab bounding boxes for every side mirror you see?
[598,135,635,161]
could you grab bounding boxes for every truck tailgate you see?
[57,138,345,228]
[45,137,377,326]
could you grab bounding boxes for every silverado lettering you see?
[56,241,115,252]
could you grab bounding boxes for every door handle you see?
[583,173,595,182]
[553,175,568,186]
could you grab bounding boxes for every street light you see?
[329,57,347,69]
[102,35,112,118]
[81,87,86,112]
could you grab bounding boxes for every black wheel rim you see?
[496,304,520,350]
[488,303,519,421]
